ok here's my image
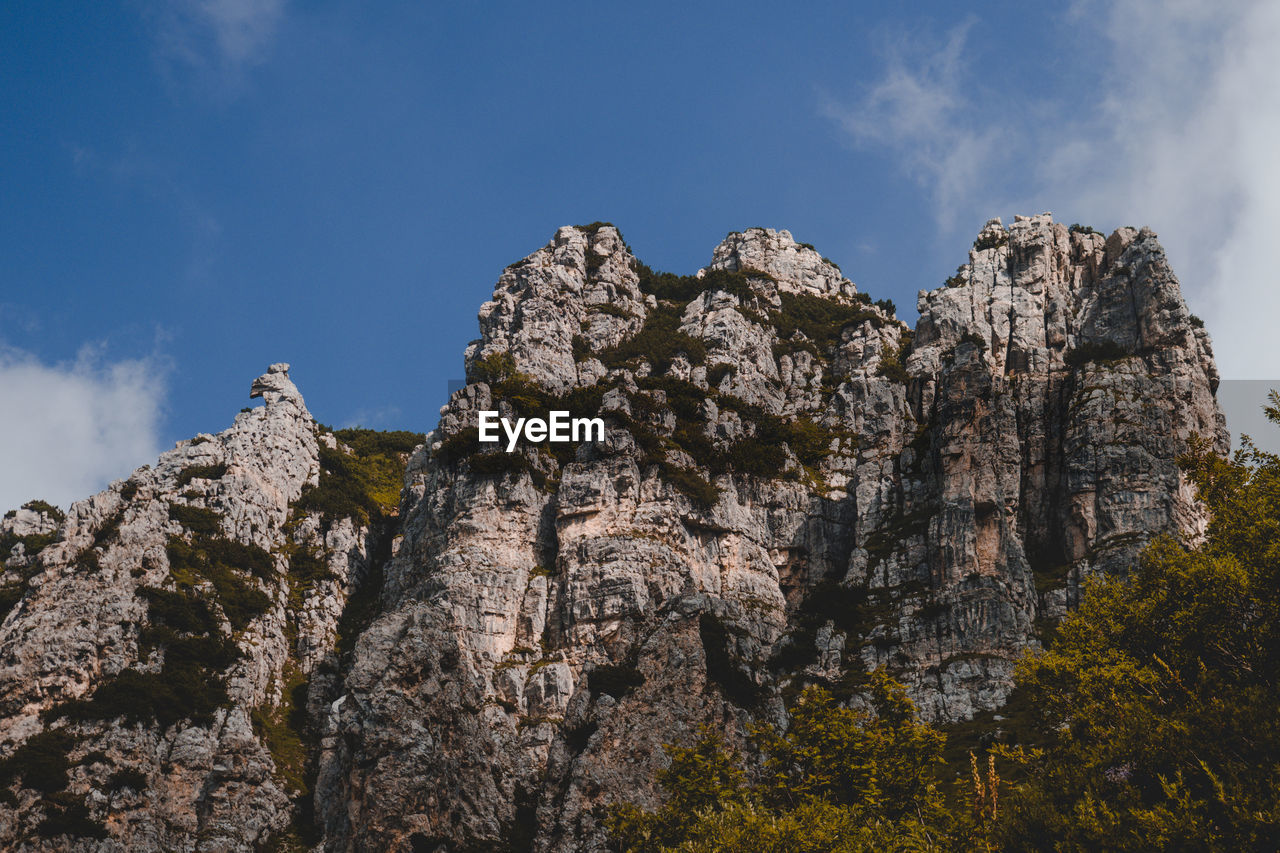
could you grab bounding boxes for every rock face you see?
[0,216,1225,851]
[0,365,400,851]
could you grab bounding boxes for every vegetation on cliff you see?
[299,427,424,525]
[611,400,1280,851]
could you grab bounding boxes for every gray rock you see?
[0,214,1228,852]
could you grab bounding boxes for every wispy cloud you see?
[136,0,287,91]
[0,345,168,513]
[823,20,1004,231]
[826,1,1280,382]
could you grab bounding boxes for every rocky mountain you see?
[0,214,1224,851]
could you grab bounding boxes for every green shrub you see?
[589,303,636,319]
[53,666,230,728]
[166,536,272,631]
[93,508,125,547]
[1064,339,1130,368]
[0,583,24,621]
[470,351,519,385]
[43,583,244,728]
[634,263,705,303]
[21,500,64,522]
[724,440,788,479]
[175,463,227,488]
[706,363,733,388]
[332,428,423,459]
[657,461,720,507]
[636,376,706,421]
[434,427,480,464]
[1068,223,1098,235]
[714,400,838,473]
[168,503,223,537]
[297,429,422,525]
[561,383,607,417]
[250,664,313,799]
[108,768,148,792]
[297,446,376,522]
[601,302,706,371]
[0,529,57,562]
[0,728,75,794]
[1189,314,1205,329]
[607,672,950,852]
[772,291,883,353]
[139,586,221,637]
[203,536,274,581]
[37,798,108,840]
[769,580,871,673]
[878,353,910,383]
[974,230,1007,251]
[288,548,337,587]
[994,417,1280,849]
[468,452,547,489]
[588,663,645,699]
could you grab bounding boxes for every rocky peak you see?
[707,226,857,300]
[249,361,307,410]
[1,506,59,542]
[0,362,421,850]
[0,218,1231,853]
[912,213,1218,386]
[464,223,647,391]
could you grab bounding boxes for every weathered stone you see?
[0,215,1227,852]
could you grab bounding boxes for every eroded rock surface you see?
[321,218,1224,851]
[0,217,1225,852]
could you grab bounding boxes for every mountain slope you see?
[0,215,1224,851]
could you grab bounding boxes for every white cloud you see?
[0,346,167,514]
[823,21,1004,230]
[138,0,287,86]
[828,1,1280,383]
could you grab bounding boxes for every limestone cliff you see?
[0,215,1225,851]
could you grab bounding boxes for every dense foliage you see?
[607,671,959,852]
[993,403,1280,851]
[611,398,1280,851]
[297,427,425,525]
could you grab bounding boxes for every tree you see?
[607,670,954,852]
[997,398,1280,851]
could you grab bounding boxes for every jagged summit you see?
[249,361,307,409]
[0,217,1228,851]
[706,226,857,300]
[0,364,420,849]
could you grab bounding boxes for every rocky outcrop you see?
[318,218,1224,851]
[0,365,406,851]
[709,227,857,300]
[0,217,1226,852]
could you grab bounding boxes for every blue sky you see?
[3,1,1279,510]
